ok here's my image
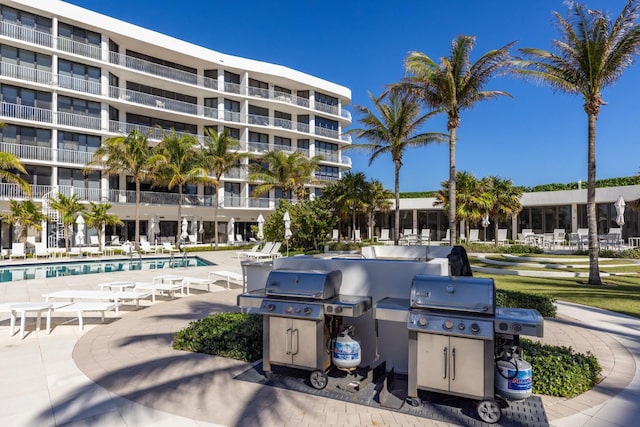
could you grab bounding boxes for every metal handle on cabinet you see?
[286,328,292,355]
[291,328,299,355]
[443,347,448,379]
[451,348,456,381]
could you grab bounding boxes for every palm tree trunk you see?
[449,127,457,246]
[587,112,602,285]
[135,180,141,251]
[177,186,183,250]
[493,218,499,247]
[394,160,401,245]
[213,183,220,249]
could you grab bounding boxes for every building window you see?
[224,126,240,140]
[1,84,51,108]
[274,110,292,129]
[19,165,51,186]
[224,182,241,207]
[248,78,268,98]
[317,165,339,181]
[315,92,338,106]
[204,69,217,88]
[58,59,101,94]
[297,139,310,150]
[58,131,100,162]
[224,98,240,122]
[126,81,197,104]
[0,45,52,79]
[248,104,269,125]
[315,140,338,162]
[315,116,338,130]
[274,136,291,148]
[0,6,51,33]
[125,113,197,134]
[58,95,100,117]
[126,49,197,80]
[224,71,240,93]
[297,90,309,99]
[248,131,268,152]
[58,167,100,196]
[0,124,50,161]
[58,22,100,46]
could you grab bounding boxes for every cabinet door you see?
[291,319,319,368]
[416,333,450,391]
[449,337,485,397]
[269,317,293,365]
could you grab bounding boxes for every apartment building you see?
[0,0,352,247]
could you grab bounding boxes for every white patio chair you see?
[553,229,566,247]
[162,242,180,254]
[497,229,508,244]
[110,235,122,246]
[90,236,100,247]
[353,229,361,242]
[140,241,156,254]
[419,229,431,244]
[9,243,26,260]
[331,229,339,242]
[34,242,50,259]
[467,229,480,243]
[379,228,390,243]
[440,229,450,243]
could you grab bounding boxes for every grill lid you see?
[265,269,341,300]
[410,275,495,314]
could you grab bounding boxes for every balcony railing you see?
[57,74,101,95]
[224,168,247,179]
[57,110,101,130]
[1,102,52,123]
[57,185,103,202]
[0,141,52,162]
[0,20,352,120]
[315,126,339,139]
[0,62,53,85]
[56,148,96,165]
[57,37,101,60]
[0,20,53,48]
[105,189,216,206]
[247,141,270,153]
[0,183,54,200]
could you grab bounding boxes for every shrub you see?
[501,244,544,254]
[496,289,557,318]
[173,312,263,362]
[520,339,601,397]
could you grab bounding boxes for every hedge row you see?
[496,289,557,318]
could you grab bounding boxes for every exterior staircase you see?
[42,191,65,249]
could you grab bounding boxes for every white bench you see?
[207,271,243,290]
[0,302,54,339]
[52,301,117,330]
[134,282,183,303]
[181,277,216,295]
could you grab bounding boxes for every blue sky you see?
[66,0,640,192]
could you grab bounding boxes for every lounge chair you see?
[140,241,156,254]
[247,242,279,261]
[121,242,138,256]
[496,229,508,244]
[331,229,339,242]
[419,229,431,244]
[378,228,390,244]
[9,243,26,260]
[238,243,260,258]
[110,236,122,246]
[353,229,361,242]
[34,242,50,259]
[467,229,480,244]
[162,242,180,254]
[440,229,450,243]
[90,236,100,247]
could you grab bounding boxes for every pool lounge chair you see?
[162,242,180,254]
[9,243,26,260]
[378,228,391,244]
[34,242,51,259]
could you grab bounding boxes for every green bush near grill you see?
[173,312,263,362]
[521,339,601,397]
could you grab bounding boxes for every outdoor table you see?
[9,302,54,339]
[98,281,136,291]
[152,275,185,294]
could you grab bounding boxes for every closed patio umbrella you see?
[181,217,188,241]
[257,214,264,241]
[283,211,292,256]
[615,195,626,226]
[75,214,85,247]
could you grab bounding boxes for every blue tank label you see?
[507,368,532,391]
[333,342,359,360]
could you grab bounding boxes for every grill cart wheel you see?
[406,397,421,407]
[309,370,328,390]
[476,399,501,424]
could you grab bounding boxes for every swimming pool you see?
[0,256,214,283]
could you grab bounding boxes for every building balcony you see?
[0,20,351,122]
[0,183,54,200]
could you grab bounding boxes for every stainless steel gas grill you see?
[238,269,372,389]
[375,274,544,424]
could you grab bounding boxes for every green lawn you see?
[473,264,640,318]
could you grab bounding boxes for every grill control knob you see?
[267,303,276,312]
[304,306,312,315]
[325,305,333,313]
[443,320,453,330]
[285,306,293,314]
[512,323,522,333]
[295,307,301,313]
[470,323,480,333]
[418,316,428,327]
[458,322,465,331]
[334,306,343,314]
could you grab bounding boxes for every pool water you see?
[0,256,214,283]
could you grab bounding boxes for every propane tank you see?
[495,346,533,401]
[332,326,361,369]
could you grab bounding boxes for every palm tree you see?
[0,151,30,196]
[433,172,492,243]
[86,129,163,251]
[486,176,523,247]
[348,91,446,244]
[83,202,123,251]
[155,128,210,249]
[362,179,393,241]
[49,193,85,253]
[399,35,514,245]
[321,172,369,240]
[5,199,47,244]
[200,128,251,248]
[248,150,322,202]
[515,0,640,285]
